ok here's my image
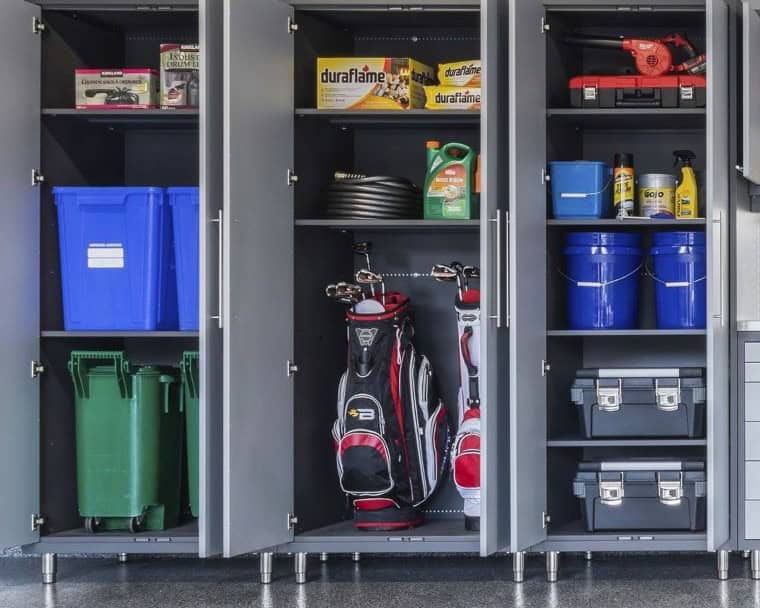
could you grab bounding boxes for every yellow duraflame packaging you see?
[437,60,481,87]
[317,57,435,110]
[424,86,481,110]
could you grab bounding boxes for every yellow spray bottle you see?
[674,150,699,219]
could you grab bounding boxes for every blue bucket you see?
[650,231,706,329]
[562,232,642,330]
[549,161,613,219]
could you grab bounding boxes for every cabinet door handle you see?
[489,209,504,328]
[713,210,725,328]
[210,209,223,329]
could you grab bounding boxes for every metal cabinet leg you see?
[260,552,273,585]
[41,553,57,585]
[512,552,525,583]
[351,552,361,563]
[752,551,760,580]
[117,553,128,564]
[319,553,328,563]
[295,552,307,584]
[717,550,729,581]
[585,551,592,561]
[744,551,751,560]
[546,551,559,583]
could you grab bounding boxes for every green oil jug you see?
[424,141,480,220]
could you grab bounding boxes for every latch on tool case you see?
[598,472,624,506]
[655,378,681,412]
[596,379,622,412]
[657,472,684,506]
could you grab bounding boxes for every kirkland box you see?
[574,460,706,532]
[317,57,435,110]
[160,44,200,109]
[54,187,178,331]
[75,69,158,109]
[571,368,706,438]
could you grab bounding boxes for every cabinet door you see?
[198,0,224,558]
[742,0,760,184]
[706,0,731,552]
[508,0,548,551]
[0,2,40,549]
[479,0,509,556]
[222,0,295,556]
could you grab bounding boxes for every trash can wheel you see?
[128,516,144,534]
[84,517,100,534]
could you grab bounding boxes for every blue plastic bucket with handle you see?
[650,231,706,329]
[562,232,642,330]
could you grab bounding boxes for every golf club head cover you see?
[332,292,452,530]
[453,289,481,530]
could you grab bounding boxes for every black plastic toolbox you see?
[573,460,706,532]
[571,368,706,438]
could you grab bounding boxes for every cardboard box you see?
[160,44,200,109]
[317,57,435,110]
[437,60,481,87]
[424,86,481,110]
[75,69,158,109]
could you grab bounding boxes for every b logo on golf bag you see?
[348,408,376,421]
[355,327,379,347]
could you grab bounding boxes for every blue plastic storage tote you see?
[54,187,178,330]
[650,231,706,329]
[168,187,200,331]
[562,232,642,330]
[549,161,612,219]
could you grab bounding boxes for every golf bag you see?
[332,292,452,530]
[451,288,482,531]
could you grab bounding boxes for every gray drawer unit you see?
[0,0,226,581]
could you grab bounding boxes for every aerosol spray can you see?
[613,153,635,218]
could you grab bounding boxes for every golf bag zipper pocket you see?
[338,430,395,496]
[343,393,386,435]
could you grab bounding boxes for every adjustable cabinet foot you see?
[295,552,307,584]
[717,550,729,581]
[546,551,559,583]
[585,551,592,561]
[117,553,128,564]
[41,553,57,585]
[512,552,525,583]
[752,551,760,580]
[351,552,361,563]
[260,552,273,585]
[319,553,328,563]
[744,551,751,560]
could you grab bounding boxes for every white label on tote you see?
[87,243,124,269]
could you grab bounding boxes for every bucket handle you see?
[644,261,706,288]
[160,374,177,414]
[548,168,613,199]
[557,263,643,288]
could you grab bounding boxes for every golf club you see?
[352,241,375,296]
[462,265,480,292]
[355,269,386,306]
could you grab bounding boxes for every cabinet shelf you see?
[42,108,199,129]
[547,108,706,130]
[547,329,706,337]
[41,331,199,338]
[547,218,707,227]
[295,108,480,127]
[547,436,707,448]
[295,219,480,231]
[545,519,707,548]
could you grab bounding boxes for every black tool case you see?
[571,368,706,438]
[573,460,707,532]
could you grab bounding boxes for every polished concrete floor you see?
[2,553,760,608]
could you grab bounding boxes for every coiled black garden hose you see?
[325,173,422,220]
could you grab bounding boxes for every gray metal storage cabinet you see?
[0,0,225,582]
[508,0,732,582]
[221,0,512,583]
[734,0,760,578]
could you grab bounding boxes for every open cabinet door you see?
[706,0,731,552]
[222,0,295,556]
[508,0,548,552]
[743,0,760,184]
[0,1,41,549]
[199,0,224,558]
[480,0,509,556]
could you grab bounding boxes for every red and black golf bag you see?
[332,292,452,530]
[451,288,482,531]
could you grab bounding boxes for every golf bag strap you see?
[460,326,480,408]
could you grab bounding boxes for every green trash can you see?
[69,351,184,533]
[180,351,200,518]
